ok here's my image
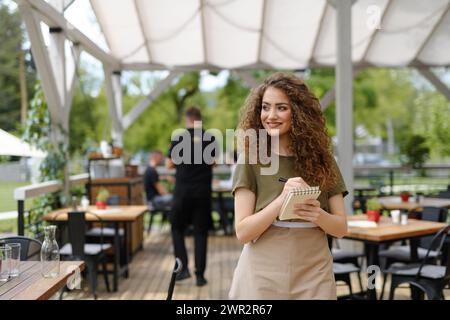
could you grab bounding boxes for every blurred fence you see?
[13,174,89,237]
[354,164,450,195]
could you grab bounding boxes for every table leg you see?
[123,223,129,278]
[409,238,423,299]
[113,222,120,292]
[365,242,380,300]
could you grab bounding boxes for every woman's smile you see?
[265,121,283,128]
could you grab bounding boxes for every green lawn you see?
[0,218,17,234]
[0,181,29,212]
[0,181,26,235]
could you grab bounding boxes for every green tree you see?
[0,4,36,131]
[123,72,204,154]
[400,134,430,169]
[409,90,450,160]
[68,68,110,155]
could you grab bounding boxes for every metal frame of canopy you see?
[14,0,450,213]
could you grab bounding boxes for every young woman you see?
[229,72,348,300]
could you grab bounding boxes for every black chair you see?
[54,211,111,299]
[333,263,362,299]
[437,191,450,199]
[378,207,448,299]
[147,201,171,234]
[85,196,125,262]
[329,236,364,293]
[167,257,183,300]
[0,236,42,261]
[328,236,363,298]
[387,224,450,300]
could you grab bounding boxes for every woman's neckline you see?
[272,151,295,158]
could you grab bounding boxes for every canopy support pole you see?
[122,71,181,130]
[321,68,362,111]
[104,67,124,147]
[335,0,354,215]
[418,68,450,101]
[18,0,80,204]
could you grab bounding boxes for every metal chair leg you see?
[167,258,183,300]
[379,273,388,300]
[147,211,155,234]
[86,260,98,300]
[389,277,398,300]
[346,274,354,298]
[58,286,67,300]
[102,258,111,293]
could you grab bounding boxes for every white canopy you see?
[0,129,47,158]
[15,0,450,215]
[85,0,450,70]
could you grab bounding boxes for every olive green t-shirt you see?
[231,154,348,219]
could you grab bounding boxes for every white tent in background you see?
[0,129,46,158]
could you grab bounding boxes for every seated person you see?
[212,151,237,233]
[144,150,173,210]
[213,151,237,190]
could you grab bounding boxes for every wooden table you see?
[42,205,148,292]
[0,261,85,300]
[378,196,450,212]
[345,214,447,300]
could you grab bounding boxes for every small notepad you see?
[279,186,321,221]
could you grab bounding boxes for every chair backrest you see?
[107,195,121,205]
[419,207,448,249]
[0,236,42,261]
[167,257,182,300]
[437,191,450,199]
[416,224,450,279]
[67,211,87,258]
[67,211,105,258]
[420,207,447,222]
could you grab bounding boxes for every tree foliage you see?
[400,134,430,169]
[0,3,36,131]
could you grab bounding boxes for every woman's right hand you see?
[279,177,310,200]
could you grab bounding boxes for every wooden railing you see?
[14,173,89,236]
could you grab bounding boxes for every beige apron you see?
[229,225,336,300]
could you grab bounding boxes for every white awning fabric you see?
[79,0,450,70]
[0,129,47,158]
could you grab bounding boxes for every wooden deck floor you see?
[65,226,242,300]
[64,227,450,300]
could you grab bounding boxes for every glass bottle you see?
[41,225,60,278]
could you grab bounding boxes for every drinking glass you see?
[0,245,11,282]
[7,243,21,278]
[390,210,400,224]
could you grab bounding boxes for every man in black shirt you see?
[166,106,217,286]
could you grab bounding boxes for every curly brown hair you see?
[238,72,338,190]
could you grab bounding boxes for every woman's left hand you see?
[293,199,327,224]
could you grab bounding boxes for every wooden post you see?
[19,50,28,127]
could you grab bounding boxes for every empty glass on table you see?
[0,245,11,282]
[7,243,21,278]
